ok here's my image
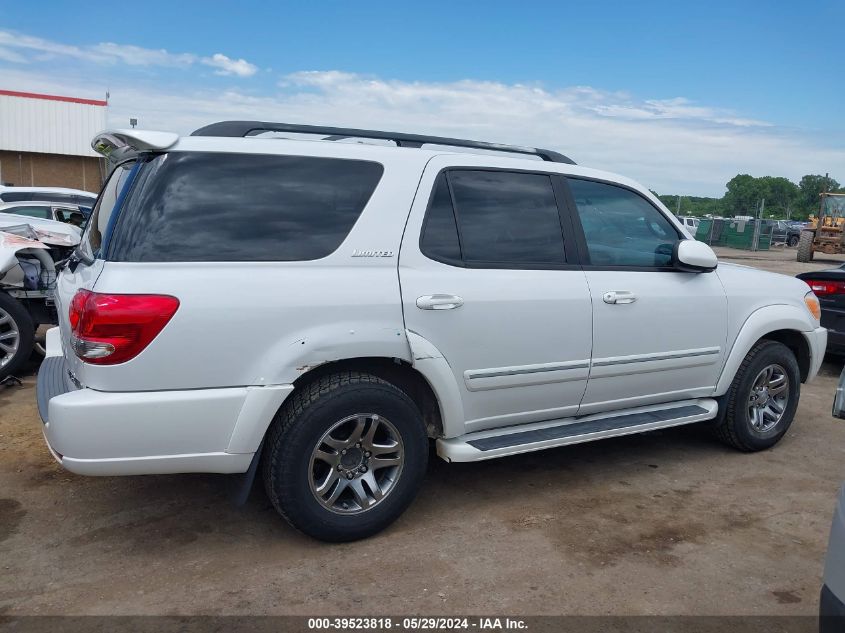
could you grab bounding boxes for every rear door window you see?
[107,152,384,262]
[420,169,566,268]
[419,173,462,264]
[450,170,565,266]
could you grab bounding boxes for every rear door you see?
[563,177,728,415]
[399,158,593,433]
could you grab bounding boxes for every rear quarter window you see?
[107,152,384,262]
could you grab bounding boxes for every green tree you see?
[722,174,761,216]
[757,176,799,218]
[799,174,841,213]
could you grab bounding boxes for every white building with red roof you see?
[0,89,107,192]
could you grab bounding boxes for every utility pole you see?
[676,195,681,216]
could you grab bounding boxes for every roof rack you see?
[190,121,576,165]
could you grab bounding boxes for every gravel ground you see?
[1,246,844,616]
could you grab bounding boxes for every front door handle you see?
[417,294,464,310]
[603,290,637,305]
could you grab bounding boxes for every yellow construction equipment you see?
[797,193,845,262]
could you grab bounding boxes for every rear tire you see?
[0,292,34,381]
[713,341,800,452]
[262,371,428,542]
[797,230,814,262]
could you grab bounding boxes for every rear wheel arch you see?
[291,357,444,439]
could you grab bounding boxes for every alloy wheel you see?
[309,413,404,514]
[0,307,20,369]
[747,363,789,432]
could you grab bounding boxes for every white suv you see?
[37,122,827,541]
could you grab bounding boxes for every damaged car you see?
[0,213,81,380]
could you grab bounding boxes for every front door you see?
[564,177,728,415]
[399,158,593,433]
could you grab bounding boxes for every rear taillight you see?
[68,289,179,365]
[802,279,845,297]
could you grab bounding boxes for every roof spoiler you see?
[91,129,179,164]
[191,121,576,165]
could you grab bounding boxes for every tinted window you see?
[448,170,565,266]
[569,179,680,268]
[80,161,135,259]
[108,153,383,262]
[1,205,51,219]
[0,192,95,205]
[420,173,462,263]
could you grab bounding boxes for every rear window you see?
[107,152,384,262]
[1,205,52,219]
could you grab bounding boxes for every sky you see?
[0,0,843,196]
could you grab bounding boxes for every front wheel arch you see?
[715,307,817,396]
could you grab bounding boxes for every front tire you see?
[787,234,799,247]
[714,341,800,452]
[262,372,428,542]
[0,292,35,381]
[797,230,814,262]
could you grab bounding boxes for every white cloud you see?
[0,30,255,78]
[201,53,258,77]
[0,31,99,63]
[91,42,196,68]
[0,65,841,196]
[0,46,27,64]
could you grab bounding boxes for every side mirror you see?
[674,240,717,273]
[833,367,845,419]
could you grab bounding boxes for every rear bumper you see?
[36,333,292,476]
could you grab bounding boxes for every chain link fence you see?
[695,218,777,251]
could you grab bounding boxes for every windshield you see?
[822,195,845,218]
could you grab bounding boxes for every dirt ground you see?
[2,246,845,616]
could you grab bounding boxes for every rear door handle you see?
[416,294,464,310]
[603,290,637,305]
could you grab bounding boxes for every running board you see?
[436,399,718,462]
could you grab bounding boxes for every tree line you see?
[652,173,843,220]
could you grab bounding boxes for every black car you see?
[771,220,801,246]
[797,266,845,353]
